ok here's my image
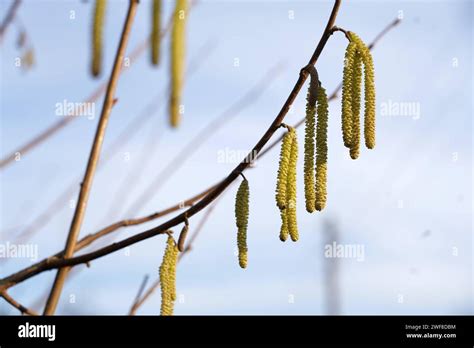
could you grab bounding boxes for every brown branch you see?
[129,200,219,315]
[1,291,38,316]
[6,0,342,286]
[0,14,400,295]
[0,0,199,170]
[0,0,21,42]
[43,0,139,315]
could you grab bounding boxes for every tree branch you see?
[1,291,38,316]
[43,0,139,315]
[13,0,343,286]
[0,14,400,296]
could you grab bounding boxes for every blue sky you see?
[0,0,472,315]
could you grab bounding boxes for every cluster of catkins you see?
[276,127,299,242]
[341,32,376,158]
[303,66,329,213]
[159,31,376,314]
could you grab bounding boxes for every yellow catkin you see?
[286,129,299,242]
[304,79,317,213]
[235,178,249,269]
[91,0,106,77]
[151,0,161,66]
[341,40,357,148]
[349,51,362,160]
[170,0,187,128]
[349,32,376,149]
[275,129,294,210]
[159,235,178,316]
[315,85,329,211]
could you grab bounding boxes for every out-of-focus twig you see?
[0,0,21,42]
[43,0,139,315]
[0,291,38,316]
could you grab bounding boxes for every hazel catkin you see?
[341,40,357,148]
[159,234,178,316]
[275,129,294,210]
[91,0,106,77]
[151,0,161,66]
[315,85,329,211]
[235,178,249,268]
[348,32,376,150]
[286,130,299,242]
[304,75,318,213]
[349,51,362,160]
[170,0,188,128]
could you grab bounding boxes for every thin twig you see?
[0,0,21,42]
[1,291,38,316]
[43,0,139,315]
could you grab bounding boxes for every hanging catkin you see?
[347,32,376,150]
[159,235,178,316]
[315,85,329,211]
[341,40,357,148]
[276,129,294,210]
[151,0,161,66]
[235,178,249,268]
[286,129,299,242]
[170,0,187,128]
[349,51,362,159]
[91,0,106,77]
[303,68,319,213]
[276,127,296,242]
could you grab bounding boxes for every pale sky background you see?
[0,0,472,315]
